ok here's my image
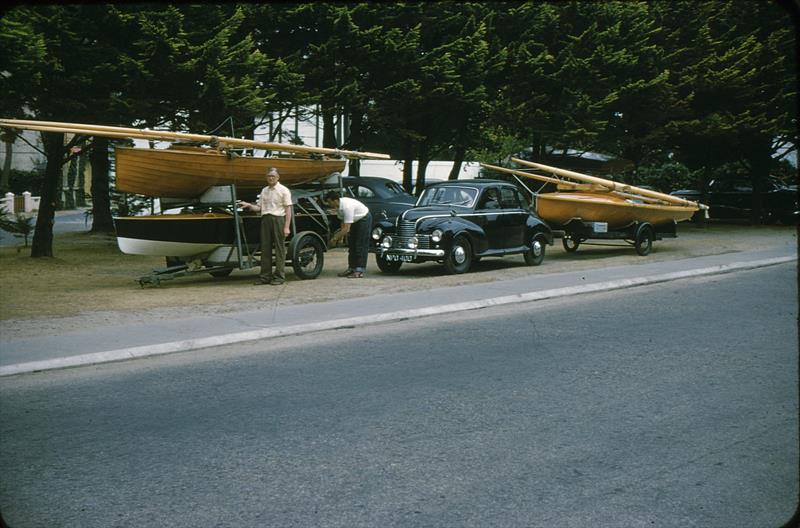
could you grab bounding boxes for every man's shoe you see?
[270,279,285,285]
[338,269,354,277]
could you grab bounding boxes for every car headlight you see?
[407,237,418,249]
[381,236,392,248]
[371,226,383,240]
[431,229,443,243]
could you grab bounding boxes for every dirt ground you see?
[0,222,796,338]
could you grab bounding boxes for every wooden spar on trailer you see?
[0,118,391,160]
[510,157,708,210]
[481,162,671,205]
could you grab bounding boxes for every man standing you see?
[239,167,292,285]
[324,190,372,278]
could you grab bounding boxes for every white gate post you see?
[3,192,14,215]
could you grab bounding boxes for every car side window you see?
[478,189,500,209]
[499,187,522,209]
[348,185,376,199]
[358,187,376,198]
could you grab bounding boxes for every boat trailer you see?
[137,184,333,287]
[553,218,678,256]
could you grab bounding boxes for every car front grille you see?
[392,219,430,249]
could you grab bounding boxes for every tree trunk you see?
[402,139,414,194]
[31,132,65,257]
[449,144,466,180]
[321,106,338,149]
[415,140,430,197]
[349,158,361,177]
[64,157,77,209]
[76,154,87,207]
[89,137,114,233]
[1,139,12,192]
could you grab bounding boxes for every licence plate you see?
[386,254,413,262]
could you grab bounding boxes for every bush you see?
[7,168,46,195]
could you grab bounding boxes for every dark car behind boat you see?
[371,179,553,274]
[671,176,798,224]
[341,176,416,222]
[297,175,415,225]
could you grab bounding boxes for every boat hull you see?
[114,213,261,258]
[536,192,697,229]
[115,147,346,198]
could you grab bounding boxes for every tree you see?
[0,11,46,192]
[660,0,797,222]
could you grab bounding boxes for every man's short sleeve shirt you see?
[258,183,292,216]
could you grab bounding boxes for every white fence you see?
[1,192,40,215]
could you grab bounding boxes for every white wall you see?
[0,129,46,172]
[343,160,480,182]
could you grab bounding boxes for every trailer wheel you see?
[635,224,654,256]
[375,254,403,273]
[291,234,324,279]
[443,235,472,274]
[208,268,233,278]
[562,237,580,252]
[524,234,547,266]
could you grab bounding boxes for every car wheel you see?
[443,235,472,274]
[524,234,546,266]
[375,254,403,273]
[562,237,580,252]
[291,235,324,279]
[634,225,654,256]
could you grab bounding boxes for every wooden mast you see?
[510,157,707,209]
[480,162,672,206]
[0,118,390,160]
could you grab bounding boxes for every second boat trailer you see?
[553,218,678,256]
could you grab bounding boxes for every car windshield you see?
[417,186,478,207]
[380,181,407,196]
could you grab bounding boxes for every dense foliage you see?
[0,2,796,254]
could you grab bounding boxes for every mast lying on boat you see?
[481,159,708,211]
[0,118,391,160]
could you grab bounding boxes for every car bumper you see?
[376,247,445,259]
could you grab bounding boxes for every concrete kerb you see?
[0,255,793,377]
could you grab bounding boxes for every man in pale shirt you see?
[239,167,293,285]
[324,190,372,278]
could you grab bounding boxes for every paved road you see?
[0,263,796,527]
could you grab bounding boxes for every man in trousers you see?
[239,167,293,285]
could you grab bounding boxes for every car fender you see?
[524,217,554,244]
[422,217,488,254]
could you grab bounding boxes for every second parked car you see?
[371,180,553,274]
[671,176,798,224]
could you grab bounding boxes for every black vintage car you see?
[671,176,798,224]
[371,180,553,274]
[341,176,416,222]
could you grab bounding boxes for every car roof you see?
[342,176,399,184]
[426,179,512,188]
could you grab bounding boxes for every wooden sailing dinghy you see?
[482,159,707,229]
[0,118,388,198]
[114,146,345,198]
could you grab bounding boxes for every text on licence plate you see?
[386,254,413,262]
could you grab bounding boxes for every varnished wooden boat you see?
[0,118,388,199]
[481,159,707,229]
[536,191,697,228]
[115,146,346,198]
